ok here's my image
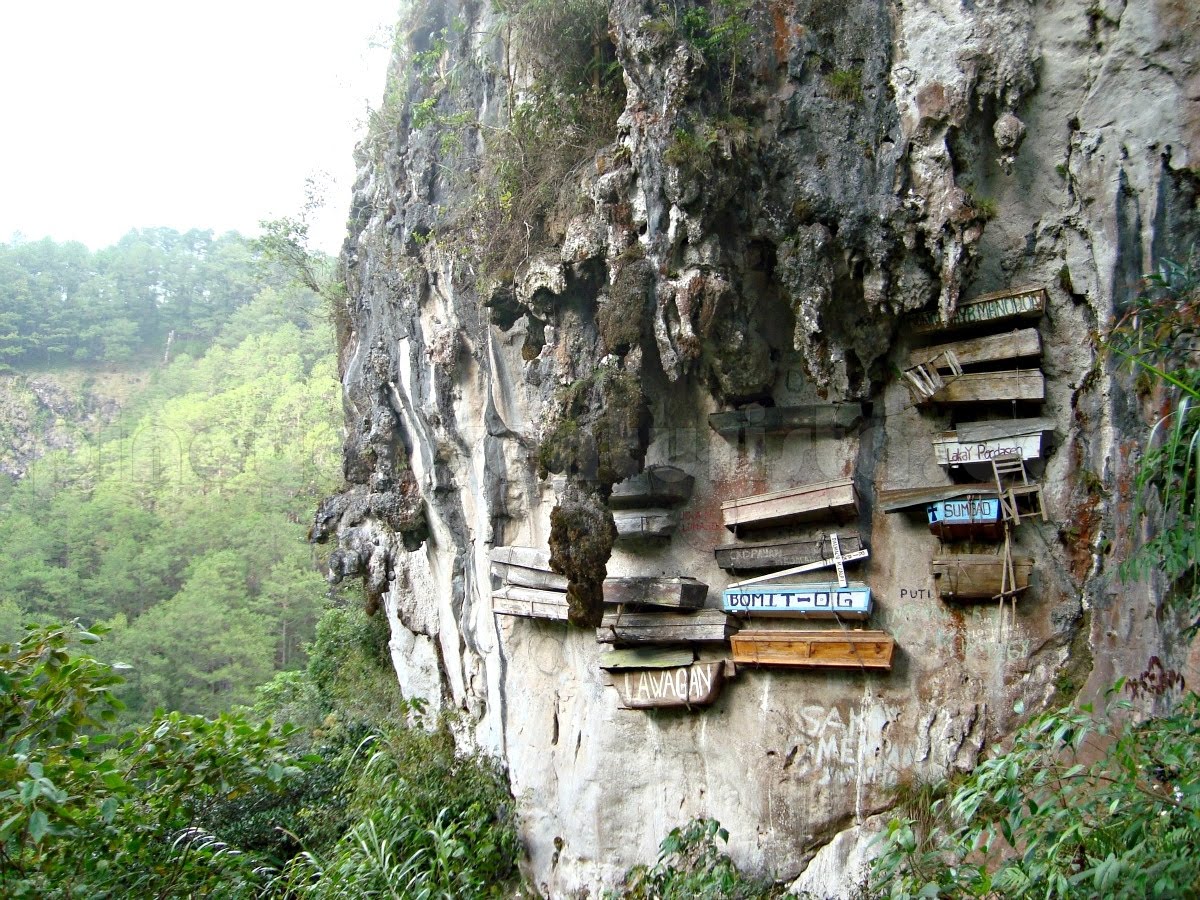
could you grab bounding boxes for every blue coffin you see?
[722,583,872,619]
[926,497,1003,540]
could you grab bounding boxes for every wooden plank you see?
[598,647,695,670]
[909,328,1041,370]
[878,483,998,513]
[933,430,1043,468]
[909,286,1047,334]
[927,497,1004,541]
[932,555,1034,600]
[491,586,570,621]
[596,609,735,645]
[714,532,866,571]
[723,583,872,619]
[731,630,895,670]
[930,369,1045,404]
[954,417,1055,444]
[603,577,708,609]
[610,660,729,709]
[609,465,695,509]
[721,477,857,532]
[708,403,865,437]
[613,509,678,539]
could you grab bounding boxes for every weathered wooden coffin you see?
[613,509,679,540]
[609,465,695,509]
[610,660,731,709]
[929,369,1045,404]
[878,483,998,513]
[723,583,872,619]
[603,576,708,609]
[491,586,570,621]
[731,629,895,670]
[933,417,1053,468]
[598,647,695,670]
[722,477,857,533]
[927,497,1004,541]
[596,608,735,645]
[909,328,1042,371]
[708,403,865,437]
[489,546,568,591]
[932,555,1034,600]
[909,286,1047,334]
[714,532,866,571]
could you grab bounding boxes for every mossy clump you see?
[538,369,649,489]
[827,68,864,103]
[598,259,653,356]
[549,487,616,627]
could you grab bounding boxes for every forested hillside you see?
[0,229,262,368]
[0,231,343,720]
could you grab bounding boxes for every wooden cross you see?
[728,533,869,589]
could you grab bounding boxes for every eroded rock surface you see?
[318,1,1200,893]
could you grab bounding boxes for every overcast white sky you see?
[0,1,397,253]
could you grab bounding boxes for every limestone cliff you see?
[315,0,1200,893]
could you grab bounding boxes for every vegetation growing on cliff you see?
[0,618,522,899]
[1107,256,1200,628]
[870,688,1200,898]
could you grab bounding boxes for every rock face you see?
[319,0,1200,894]
[0,373,128,478]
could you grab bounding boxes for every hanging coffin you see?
[613,509,679,540]
[491,585,571,621]
[730,629,895,670]
[929,369,1045,404]
[608,659,732,709]
[721,477,857,533]
[596,608,735,645]
[714,532,866,572]
[926,496,1004,541]
[609,465,695,509]
[603,577,708,609]
[489,546,567,591]
[931,555,1034,600]
[708,403,865,438]
[722,583,872,619]
[933,417,1053,469]
[908,285,1047,334]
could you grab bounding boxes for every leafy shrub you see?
[870,692,1200,898]
[0,622,305,898]
[610,818,784,899]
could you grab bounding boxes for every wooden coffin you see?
[596,608,735,645]
[708,403,865,437]
[932,555,1034,600]
[930,369,1045,404]
[879,483,998,513]
[909,328,1042,371]
[722,477,857,533]
[603,576,708,609]
[723,583,872,619]
[933,417,1053,468]
[610,660,731,709]
[489,546,568,591]
[598,647,695,671]
[491,585,570,621]
[613,509,678,540]
[731,629,895,670]
[610,465,695,509]
[714,532,866,571]
[927,496,1004,541]
[909,286,1047,334]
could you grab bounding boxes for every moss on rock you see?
[549,485,616,627]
